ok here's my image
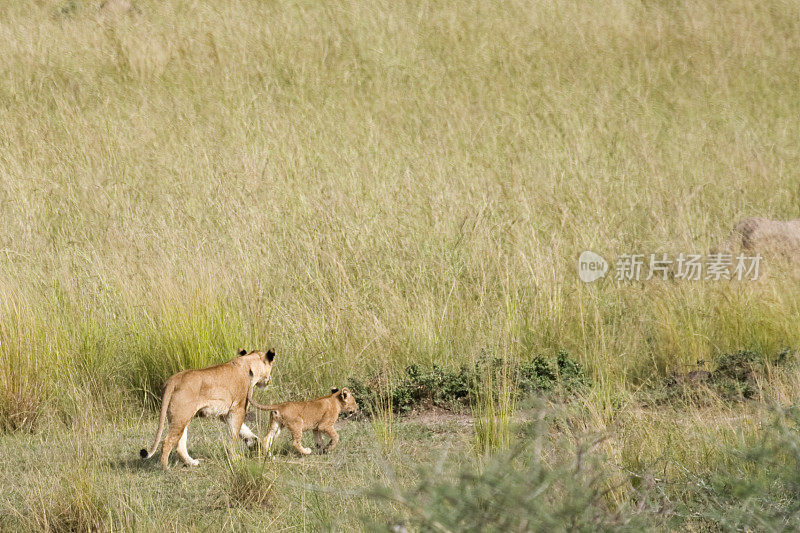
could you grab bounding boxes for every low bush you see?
[649,347,798,405]
[349,350,589,416]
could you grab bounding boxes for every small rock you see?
[726,217,800,258]
[99,0,133,15]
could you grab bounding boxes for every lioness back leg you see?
[161,417,191,469]
[225,408,246,443]
[239,423,258,447]
[176,425,199,466]
[288,421,312,455]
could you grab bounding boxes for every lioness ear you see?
[266,349,275,363]
[331,387,339,394]
[238,349,248,356]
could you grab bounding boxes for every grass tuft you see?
[225,455,275,509]
[472,370,516,457]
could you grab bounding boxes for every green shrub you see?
[647,347,798,405]
[349,351,589,416]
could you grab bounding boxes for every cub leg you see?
[288,421,312,455]
[176,425,199,466]
[321,426,339,452]
[263,415,281,455]
[313,429,325,454]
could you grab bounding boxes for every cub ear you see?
[266,349,275,363]
[331,387,339,394]
[341,389,349,399]
[238,349,248,356]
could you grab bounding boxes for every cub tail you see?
[246,383,277,411]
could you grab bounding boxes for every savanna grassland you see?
[2,0,800,530]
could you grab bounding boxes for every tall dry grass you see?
[0,0,799,426]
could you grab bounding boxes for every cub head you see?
[334,387,358,414]
[240,348,276,388]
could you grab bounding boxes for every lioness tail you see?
[140,378,176,459]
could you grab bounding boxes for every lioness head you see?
[333,387,358,414]
[239,348,276,388]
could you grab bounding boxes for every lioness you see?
[252,387,358,455]
[140,348,275,469]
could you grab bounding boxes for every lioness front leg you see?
[321,426,339,452]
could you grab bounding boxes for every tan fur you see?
[252,388,358,456]
[726,217,800,257]
[140,349,275,469]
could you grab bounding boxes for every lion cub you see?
[252,388,358,455]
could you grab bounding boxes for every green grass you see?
[471,370,516,457]
[0,410,466,530]
[1,0,800,528]
[2,402,799,531]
